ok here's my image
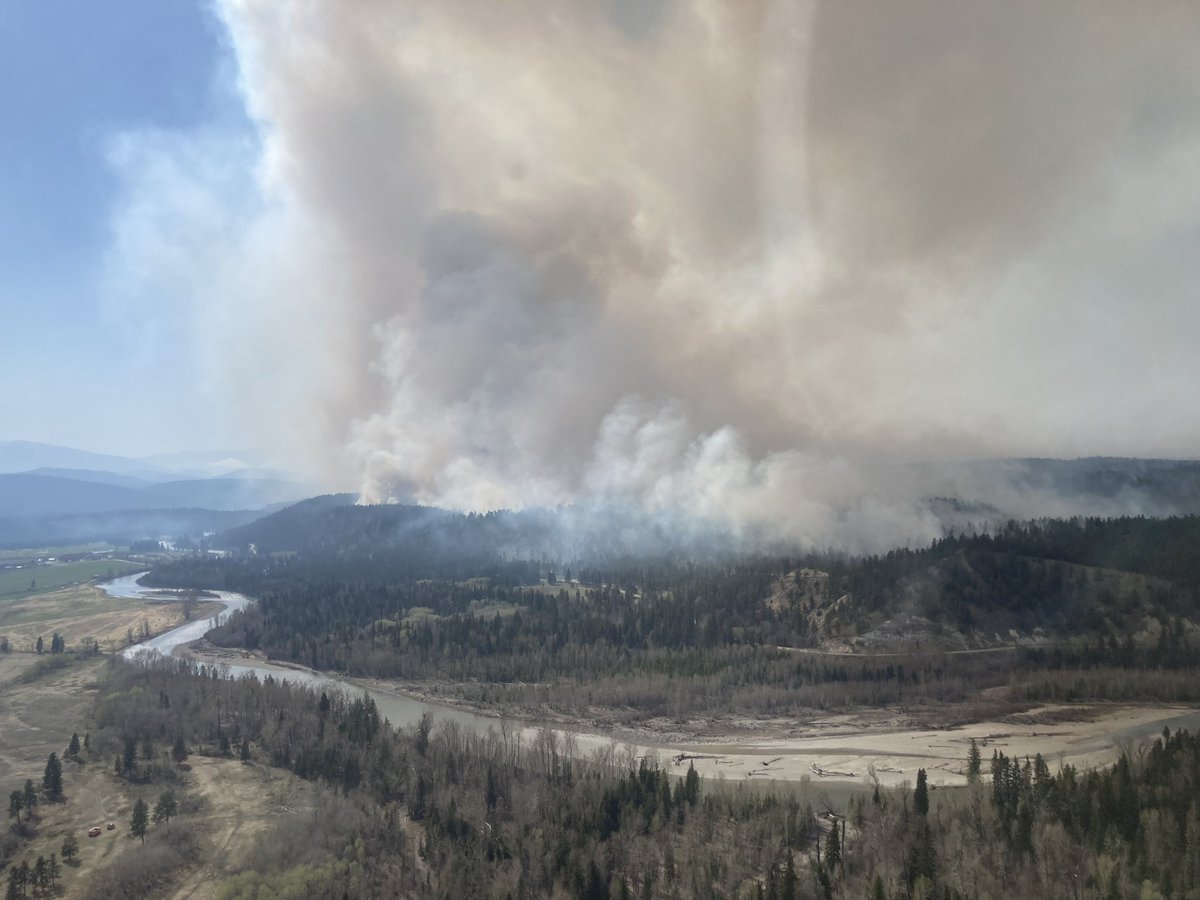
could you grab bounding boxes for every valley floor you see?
[176,640,1200,790]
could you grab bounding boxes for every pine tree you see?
[906,820,937,889]
[914,768,929,817]
[67,732,81,758]
[172,735,189,763]
[123,737,136,775]
[7,791,21,826]
[813,863,832,900]
[485,767,499,811]
[43,753,63,801]
[61,832,79,863]
[967,738,982,783]
[781,852,798,900]
[153,790,177,829]
[684,762,700,805]
[22,779,36,813]
[131,798,149,844]
[825,820,842,871]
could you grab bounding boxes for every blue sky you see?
[0,0,242,455]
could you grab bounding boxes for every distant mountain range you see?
[0,472,312,517]
[0,441,321,547]
[0,441,298,482]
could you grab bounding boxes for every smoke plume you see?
[104,0,1200,552]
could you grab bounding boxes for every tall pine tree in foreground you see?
[130,798,149,844]
[42,753,63,801]
[913,768,929,816]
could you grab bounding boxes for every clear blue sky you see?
[0,0,242,455]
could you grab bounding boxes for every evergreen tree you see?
[684,762,700,805]
[906,821,937,890]
[7,790,21,826]
[781,852,797,900]
[967,738,982,783]
[35,635,43,654]
[172,735,189,763]
[825,820,842,871]
[415,712,433,756]
[485,767,499,811]
[22,780,37,816]
[914,768,929,817]
[130,797,149,844]
[813,863,832,900]
[153,790,177,829]
[122,737,136,775]
[61,832,79,863]
[43,753,63,800]
[66,732,81,758]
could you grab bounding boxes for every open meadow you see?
[0,559,143,601]
[0,656,322,899]
[0,581,222,654]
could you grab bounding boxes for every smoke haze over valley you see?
[10,1,1200,551]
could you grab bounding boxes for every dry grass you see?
[0,583,222,653]
[166,757,318,900]
[0,655,317,899]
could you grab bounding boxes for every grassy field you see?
[0,559,143,600]
[0,583,223,653]
[0,658,317,899]
[0,544,116,563]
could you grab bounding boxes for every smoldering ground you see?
[103,1,1200,552]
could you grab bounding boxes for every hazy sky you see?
[3,1,1199,531]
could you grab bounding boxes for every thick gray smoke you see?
[104,0,1200,553]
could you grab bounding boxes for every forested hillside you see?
[140,514,1200,725]
[19,659,1200,899]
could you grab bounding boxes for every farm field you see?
[0,559,143,600]
[0,545,116,563]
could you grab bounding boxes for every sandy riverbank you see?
[177,642,1200,789]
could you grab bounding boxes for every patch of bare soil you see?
[167,757,317,900]
[657,704,1200,789]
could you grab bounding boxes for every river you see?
[101,573,1200,790]
[103,573,644,763]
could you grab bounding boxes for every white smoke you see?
[101,0,1200,552]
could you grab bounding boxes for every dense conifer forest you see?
[146,513,1200,721]
[20,659,1200,898]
